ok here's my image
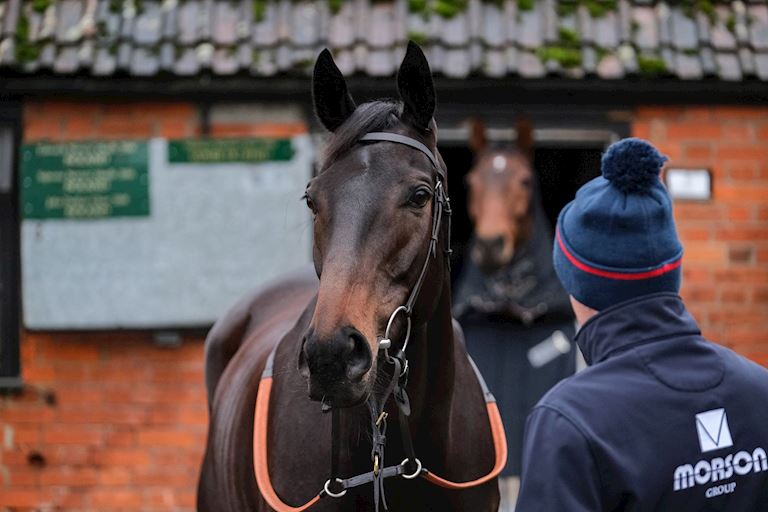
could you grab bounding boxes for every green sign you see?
[21,141,150,220]
[167,138,294,164]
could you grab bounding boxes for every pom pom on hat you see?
[601,138,667,193]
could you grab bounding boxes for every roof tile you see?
[749,5,768,50]
[211,1,240,45]
[669,7,697,50]
[716,51,742,81]
[675,50,703,79]
[134,1,163,45]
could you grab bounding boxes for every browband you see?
[359,132,443,177]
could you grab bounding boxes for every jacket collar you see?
[575,292,701,366]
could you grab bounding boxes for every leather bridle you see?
[252,132,507,512]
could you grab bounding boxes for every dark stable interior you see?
[438,144,603,288]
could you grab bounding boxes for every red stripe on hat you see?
[556,228,681,281]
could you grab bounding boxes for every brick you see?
[94,448,151,466]
[758,247,768,264]
[728,245,755,264]
[674,203,724,222]
[682,242,725,264]
[98,466,133,486]
[683,143,713,162]
[96,118,155,139]
[715,227,768,242]
[756,123,768,141]
[1,407,56,423]
[678,227,712,242]
[8,468,41,485]
[710,107,768,120]
[727,205,753,222]
[635,106,686,119]
[157,119,198,138]
[89,489,143,509]
[0,489,58,508]
[726,162,758,180]
[683,107,713,121]
[39,467,100,486]
[714,268,768,283]
[61,116,97,140]
[666,122,722,140]
[716,145,768,161]
[720,123,754,141]
[719,287,748,303]
[632,121,651,140]
[755,287,768,304]
[9,425,42,444]
[715,184,768,202]
[137,429,200,447]
[680,285,717,303]
[43,426,105,445]
[210,122,307,137]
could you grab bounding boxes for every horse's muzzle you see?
[298,326,373,407]
[472,235,512,275]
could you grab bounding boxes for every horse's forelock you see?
[319,100,402,170]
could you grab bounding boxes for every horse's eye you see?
[302,193,316,214]
[408,187,432,208]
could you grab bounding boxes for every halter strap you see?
[359,132,443,177]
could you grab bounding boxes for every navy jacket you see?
[517,293,768,511]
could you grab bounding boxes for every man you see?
[516,138,768,511]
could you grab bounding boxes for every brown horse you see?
[197,43,502,511]
[466,119,535,275]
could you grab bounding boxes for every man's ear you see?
[312,49,356,132]
[397,41,436,132]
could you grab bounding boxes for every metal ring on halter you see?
[400,458,423,479]
[323,478,347,498]
[382,305,412,353]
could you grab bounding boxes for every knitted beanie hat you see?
[552,138,683,310]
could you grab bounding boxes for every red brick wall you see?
[0,333,206,511]
[634,106,768,366]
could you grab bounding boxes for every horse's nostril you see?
[488,236,504,252]
[346,329,372,383]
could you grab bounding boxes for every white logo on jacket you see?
[673,408,768,493]
[696,409,733,452]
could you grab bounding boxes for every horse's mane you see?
[319,100,402,170]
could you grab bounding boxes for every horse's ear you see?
[516,117,534,162]
[397,41,435,132]
[468,118,488,155]
[312,49,356,132]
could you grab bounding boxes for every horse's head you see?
[466,119,534,274]
[298,43,447,408]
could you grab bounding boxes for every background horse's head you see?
[298,43,447,408]
[466,119,535,274]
